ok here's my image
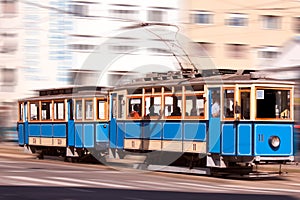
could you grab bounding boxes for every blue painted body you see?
[96,124,109,142]
[237,124,252,155]
[254,124,293,156]
[18,123,24,145]
[121,120,207,143]
[75,124,83,148]
[163,122,182,140]
[143,122,162,139]
[221,124,236,155]
[41,124,52,137]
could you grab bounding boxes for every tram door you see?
[110,93,118,150]
[208,88,221,153]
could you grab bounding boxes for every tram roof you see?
[114,72,295,90]
[19,85,111,102]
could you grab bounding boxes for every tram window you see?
[145,88,152,94]
[75,100,82,120]
[256,89,291,119]
[30,102,39,121]
[164,86,172,93]
[174,86,182,93]
[41,102,52,120]
[128,98,142,118]
[54,101,65,120]
[85,100,93,120]
[186,95,204,117]
[118,95,125,118]
[128,88,142,95]
[97,100,106,120]
[165,95,182,117]
[145,96,161,117]
[19,103,23,121]
[240,91,250,120]
[154,87,161,93]
[186,85,204,92]
[224,89,234,118]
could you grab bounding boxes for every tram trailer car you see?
[17,72,296,175]
[17,86,111,160]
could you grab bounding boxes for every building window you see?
[262,15,281,29]
[148,10,165,22]
[2,0,17,15]
[226,44,248,58]
[191,11,213,24]
[258,46,280,59]
[69,44,95,51]
[294,17,300,33]
[0,68,16,85]
[198,42,214,56]
[70,4,88,17]
[110,9,138,20]
[226,13,247,27]
[1,40,17,53]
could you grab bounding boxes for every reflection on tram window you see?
[41,102,52,120]
[256,89,290,119]
[85,100,93,120]
[54,101,64,120]
[75,100,82,120]
[30,102,39,120]
[185,95,204,117]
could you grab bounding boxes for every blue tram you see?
[17,71,296,175]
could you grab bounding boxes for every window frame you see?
[96,98,108,121]
[184,92,205,120]
[144,95,162,120]
[18,102,24,122]
[222,87,235,120]
[53,100,65,121]
[41,100,53,121]
[74,99,83,121]
[127,95,143,120]
[261,15,281,30]
[29,101,40,122]
[255,87,292,120]
[84,98,94,121]
[164,94,183,119]
[190,10,213,25]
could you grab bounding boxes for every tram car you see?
[17,71,296,175]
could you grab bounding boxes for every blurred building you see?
[0,0,19,140]
[181,0,300,70]
[68,0,181,86]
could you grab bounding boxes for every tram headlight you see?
[269,136,280,149]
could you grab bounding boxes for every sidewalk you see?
[0,142,36,159]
